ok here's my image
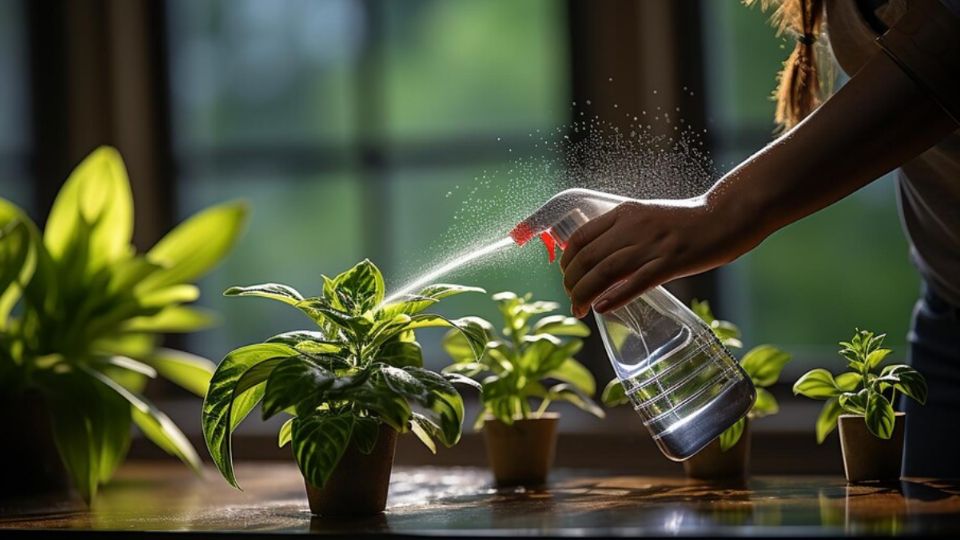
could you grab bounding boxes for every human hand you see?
[558,197,761,318]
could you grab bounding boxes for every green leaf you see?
[379,339,424,368]
[291,411,354,489]
[601,379,629,407]
[352,416,380,455]
[223,283,304,307]
[403,367,465,446]
[278,418,294,448]
[332,259,385,313]
[261,356,338,419]
[137,284,200,308]
[82,366,202,473]
[121,306,217,333]
[816,398,843,444]
[202,342,297,488]
[544,358,596,395]
[265,330,328,346]
[793,368,841,399]
[865,392,896,439]
[548,383,605,418]
[139,348,215,397]
[42,371,105,503]
[442,317,494,364]
[0,218,35,324]
[381,283,485,317]
[531,315,591,337]
[409,314,488,360]
[740,345,792,387]
[380,364,429,401]
[410,413,443,454]
[139,201,248,291]
[839,389,869,415]
[751,387,779,418]
[718,417,745,452]
[865,348,892,371]
[879,364,927,405]
[835,372,862,392]
[44,146,133,271]
[443,372,483,392]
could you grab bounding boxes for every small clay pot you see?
[304,424,398,516]
[482,414,558,487]
[683,419,751,480]
[838,413,905,483]
[0,390,74,501]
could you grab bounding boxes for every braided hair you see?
[746,0,827,131]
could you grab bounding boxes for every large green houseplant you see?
[602,300,791,479]
[793,329,926,481]
[203,260,487,516]
[0,147,247,502]
[442,291,604,486]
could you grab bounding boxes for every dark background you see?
[0,0,919,473]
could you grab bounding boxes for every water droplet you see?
[585,99,592,105]
[496,137,501,141]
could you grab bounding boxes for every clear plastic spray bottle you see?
[511,189,755,461]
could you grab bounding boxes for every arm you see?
[560,43,957,318]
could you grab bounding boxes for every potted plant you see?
[442,291,604,487]
[202,259,487,516]
[601,300,791,480]
[0,147,247,503]
[793,329,926,482]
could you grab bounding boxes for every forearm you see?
[706,48,957,246]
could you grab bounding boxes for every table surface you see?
[2,462,960,537]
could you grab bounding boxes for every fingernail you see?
[594,300,610,313]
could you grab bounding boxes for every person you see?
[558,0,959,478]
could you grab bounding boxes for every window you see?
[701,1,918,375]
[0,0,32,212]
[166,0,570,369]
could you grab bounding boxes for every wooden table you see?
[2,462,960,537]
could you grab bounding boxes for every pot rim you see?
[838,412,906,420]
[482,412,560,422]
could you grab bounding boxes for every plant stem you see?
[535,399,551,418]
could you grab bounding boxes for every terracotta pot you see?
[304,424,398,516]
[683,419,751,480]
[482,414,558,487]
[0,390,74,501]
[838,413,905,483]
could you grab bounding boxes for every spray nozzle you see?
[509,188,629,260]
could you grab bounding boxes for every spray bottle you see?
[510,188,755,461]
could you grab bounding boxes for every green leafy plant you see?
[202,260,487,490]
[794,329,926,441]
[601,299,791,451]
[442,291,603,427]
[0,147,247,502]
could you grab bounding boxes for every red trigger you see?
[540,232,557,263]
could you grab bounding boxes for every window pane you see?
[0,0,30,211]
[166,0,360,147]
[701,0,783,135]
[383,0,568,138]
[386,164,567,370]
[175,174,364,360]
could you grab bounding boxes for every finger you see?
[591,259,670,314]
[558,206,620,271]
[562,226,638,294]
[568,246,653,317]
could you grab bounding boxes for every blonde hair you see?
[746,0,827,131]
